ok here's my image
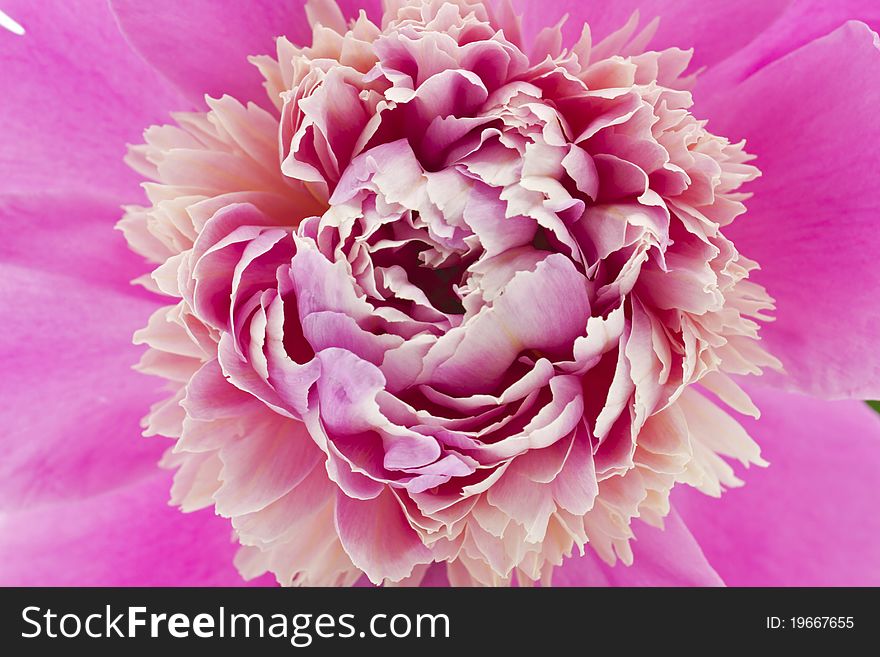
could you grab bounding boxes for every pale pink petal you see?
[0,471,274,586]
[552,510,723,586]
[335,489,433,584]
[423,254,591,395]
[0,0,184,197]
[213,415,323,517]
[674,385,880,586]
[698,22,880,398]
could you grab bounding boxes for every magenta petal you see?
[697,22,880,399]
[418,562,452,587]
[0,471,273,585]
[512,0,790,70]
[0,270,163,510]
[110,0,381,108]
[675,385,880,586]
[700,1,880,92]
[0,0,184,198]
[0,194,166,509]
[1,193,159,294]
[110,0,306,107]
[552,510,723,586]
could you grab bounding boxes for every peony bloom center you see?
[120,0,780,586]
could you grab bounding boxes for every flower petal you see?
[0,0,184,198]
[673,385,880,586]
[513,0,790,70]
[699,1,880,93]
[552,510,723,586]
[109,0,382,108]
[698,22,880,398]
[0,193,166,509]
[335,489,433,584]
[109,0,305,108]
[0,471,272,585]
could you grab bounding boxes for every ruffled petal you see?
[697,22,880,398]
[335,489,434,584]
[674,385,880,586]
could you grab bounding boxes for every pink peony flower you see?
[1,0,879,586]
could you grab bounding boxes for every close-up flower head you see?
[1,0,879,588]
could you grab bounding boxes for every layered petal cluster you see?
[122,0,782,586]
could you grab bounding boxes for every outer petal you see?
[552,510,724,586]
[699,1,880,92]
[0,0,184,197]
[0,471,273,586]
[673,386,880,586]
[110,0,382,108]
[512,0,790,70]
[698,22,880,399]
[0,193,165,509]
